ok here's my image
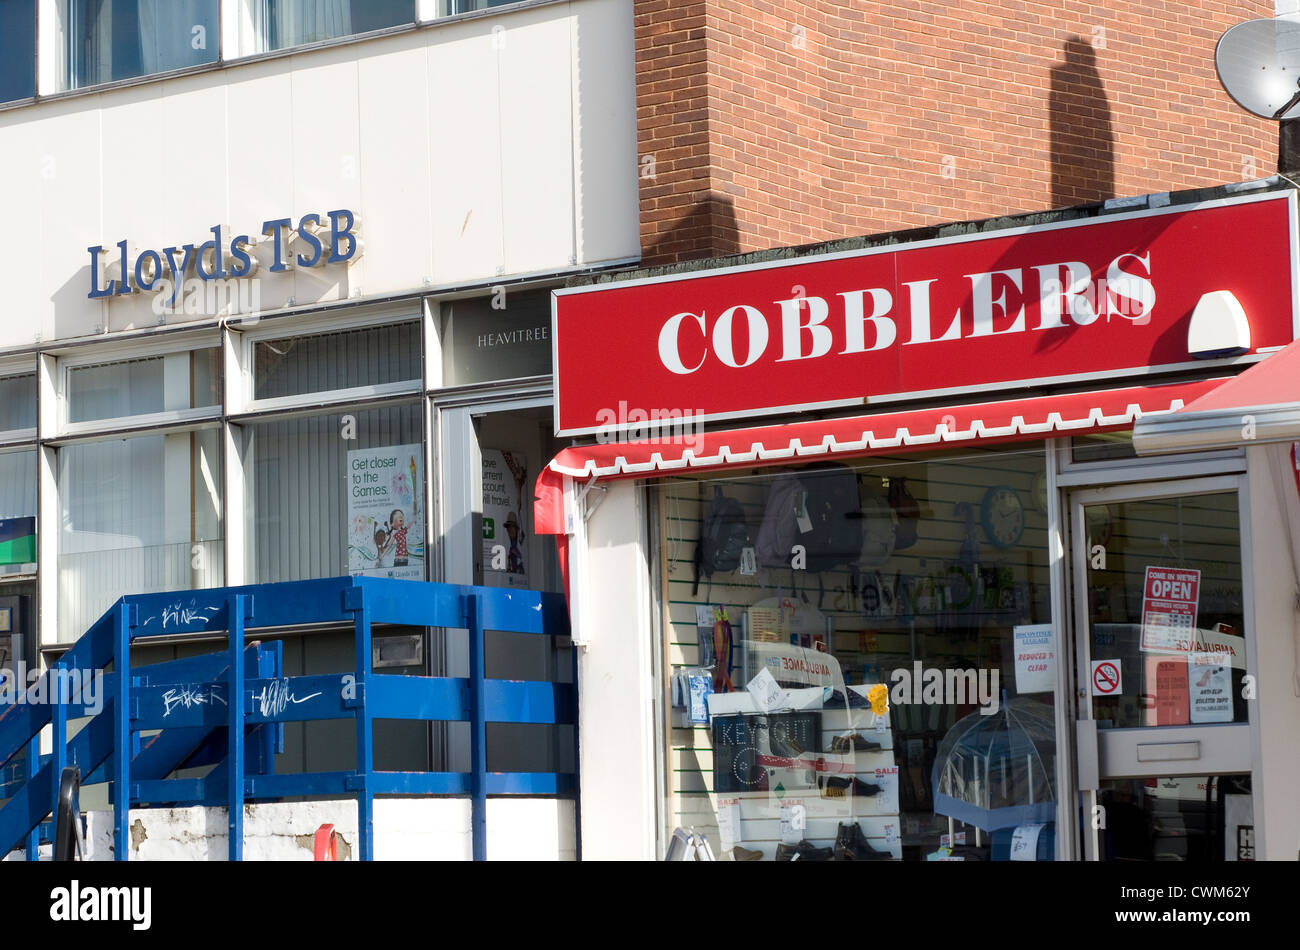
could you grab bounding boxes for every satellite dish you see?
[1215,17,1300,120]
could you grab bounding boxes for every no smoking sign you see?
[1091,659,1123,697]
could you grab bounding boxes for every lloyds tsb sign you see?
[86,209,361,308]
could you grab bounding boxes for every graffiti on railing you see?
[141,600,220,632]
[161,684,227,718]
[253,678,323,718]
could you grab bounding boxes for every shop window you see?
[0,373,36,433]
[660,447,1057,861]
[59,0,220,91]
[439,290,552,387]
[0,450,37,577]
[1071,432,1137,463]
[241,0,414,54]
[66,349,220,424]
[241,402,424,584]
[58,429,223,642]
[252,321,420,401]
[0,0,36,103]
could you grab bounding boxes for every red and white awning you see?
[1134,339,1300,454]
[535,379,1223,537]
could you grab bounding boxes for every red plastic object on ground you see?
[314,824,339,861]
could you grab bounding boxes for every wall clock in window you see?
[980,485,1025,549]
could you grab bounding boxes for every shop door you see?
[1069,477,1256,862]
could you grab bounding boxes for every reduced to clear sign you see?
[1013,624,1055,694]
[1140,566,1201,652]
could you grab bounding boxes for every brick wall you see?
[636,0,1278,264]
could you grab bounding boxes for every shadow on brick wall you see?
[1050,36,1115,208]
[644,195,740,265]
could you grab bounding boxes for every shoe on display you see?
[732,845,763,861]
[775,839,834,861]
[833,822,894,861]
[830,732,883,754]
[820,775,882,798]
[825,688,872,709]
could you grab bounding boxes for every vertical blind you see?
[245,403,422,584]
[58,431,222,641]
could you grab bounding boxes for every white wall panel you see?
[0,0,639,352]
[0,117,44,346]
[34,104,105,345]
[356,38,434,295]
[426,25,505,285]
[571,0,639,266]
[498,9,576,275]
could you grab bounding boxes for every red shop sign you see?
[552,192,1298,436]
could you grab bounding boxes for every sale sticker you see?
[1091,659,1122,697]
[779,801,806,844]
[1140,566,1201,652]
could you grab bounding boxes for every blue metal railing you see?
[0,576,575,860]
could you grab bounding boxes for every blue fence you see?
[0,576,575,860]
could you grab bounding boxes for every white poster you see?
[1013,624,1056,694]
[347,444,425,580]
[482,449,529,589]
[1188,652,1232,723]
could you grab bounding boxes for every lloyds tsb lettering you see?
[87,209,361,303]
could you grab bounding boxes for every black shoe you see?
[775,839,834,861]
[826,689,871,709]
[833,822,893,861]
[831,732,883,754]
[820,775,882,798]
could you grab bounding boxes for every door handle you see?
[1076,719,1099,790]
[1136,740,1200,762]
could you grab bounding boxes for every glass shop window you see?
[241,0,414,54]
[240,402,424,584]
[0,0,36,103]
[59,0,220,91]
[661,446,1057,862]
[58,429,223,641]
[0,373,36,433]
[0,449,37,577]
[252,321,421,401]
[66,349,220,424]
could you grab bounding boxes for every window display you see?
[660,446,1058,861]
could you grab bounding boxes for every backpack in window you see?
[799,464,865,573]
[692,487,750,595]
[755,472,805,570]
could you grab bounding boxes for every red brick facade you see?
[635,0,1277,265]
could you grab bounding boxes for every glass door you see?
[1069,477,1256,862]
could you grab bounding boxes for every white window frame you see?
[53,332,224,439]
[240,307,423,415]
[0,358,39,447]
[1054,437,1246,486]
